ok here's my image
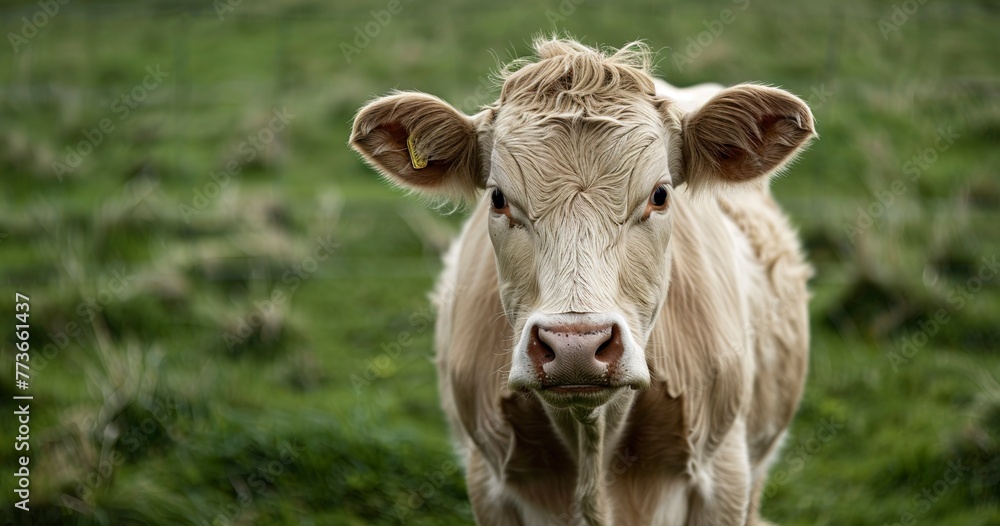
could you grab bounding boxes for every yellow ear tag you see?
[407,135,428,170]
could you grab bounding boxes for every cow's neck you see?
[544,391,637,525]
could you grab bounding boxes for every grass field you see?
[1,0,999,524]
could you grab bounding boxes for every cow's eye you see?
[491,188,507,210]
[642,184,670,221]
[650,185,669,208]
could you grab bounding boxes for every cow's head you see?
[351,38,814,411]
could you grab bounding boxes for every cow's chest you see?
[497,385,693,519]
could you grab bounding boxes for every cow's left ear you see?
[677,84,815,189]
[350,92,489,202]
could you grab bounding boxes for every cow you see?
[350,37,814,526]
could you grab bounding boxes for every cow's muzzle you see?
[508,312,651,402]
[528,322,623,385]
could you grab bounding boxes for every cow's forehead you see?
[489,110,670,223]
[482,39,674,222]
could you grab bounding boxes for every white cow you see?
[351,38,814,526]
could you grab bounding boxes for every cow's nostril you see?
[594,324,624,364]
[528,325,556,365]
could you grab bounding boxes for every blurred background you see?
[0,0,998,524]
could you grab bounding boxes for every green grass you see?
[0,0,998,524]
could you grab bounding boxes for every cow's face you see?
[351,40,814,411]
[484,101,676,407]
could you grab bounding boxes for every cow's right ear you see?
[673,84,815,191]
[350,92,486,202]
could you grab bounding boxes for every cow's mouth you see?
[543,384,612,394]
[536,382,627,408]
